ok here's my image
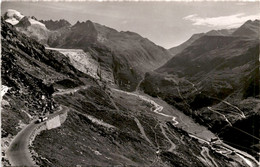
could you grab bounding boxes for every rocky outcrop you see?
[39,19,71,30]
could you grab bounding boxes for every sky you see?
[1,1,260,48]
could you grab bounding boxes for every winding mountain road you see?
[189,133,260,167]
[6,83,258,167]
[207,107,232,126]
[160,123,176,152]
[112,88,179,126]
[201,146,219,167]
[6,85,89,167]
[6,106,66,167]
[134,117,154,146]
[6,121,40,166]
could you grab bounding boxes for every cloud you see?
[183,14,197,20]
[183,13,260,28]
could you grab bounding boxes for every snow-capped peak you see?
[4,9,47,29]
[4,9,24,25]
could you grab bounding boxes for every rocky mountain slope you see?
[141,19,260,159]
[32,86,252,167]
[232,20,260,38]
[47,20,172,90]
[1,18,95,164]
[39,19,71,30]
[169,33,204,56]
[169,19,258,57]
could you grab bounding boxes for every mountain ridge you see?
[168,19,259,56]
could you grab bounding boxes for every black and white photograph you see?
[1,0,259,166]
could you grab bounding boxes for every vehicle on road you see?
[36,116,48,123]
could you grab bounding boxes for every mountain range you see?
[1,9,260,167]
[3,9,172,91]
[168,20,259,57]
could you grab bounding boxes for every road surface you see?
[6,120,41,166]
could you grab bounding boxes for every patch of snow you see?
[88,146,102,156]
[6,9,24,19]
[1,85,10,99]
[4,9,24,25]
[28,18,46,28]
[97,34,107,43]
[1,99,10,109]
[5,18,20,25]
[1,85,10,111]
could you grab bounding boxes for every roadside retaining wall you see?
[29,110,68,146]
[46,116,61,130]
[59,111,67,124]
